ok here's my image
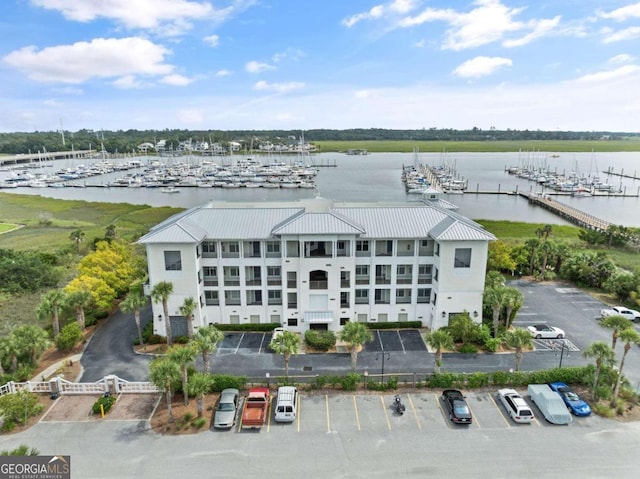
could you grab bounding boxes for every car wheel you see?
[557,334,564,339]
[535,334,542,339]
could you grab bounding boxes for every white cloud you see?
[503,16,561,47]
[253,81,304,92]
[609,54,634,64]
[245,61,275,73]
[3,37,174,84]
[43,99,63,107]
[573,64,640,83]
[176,108,205,124]
[203,35,220,47]
[31,0,214,35]
[160,74,194,86]
[602,26,640,43]
[452,56,512,78]
[598,2,640,22]
[113,75,145,89]
[216,69,232,76]
[343,0,419,27]
[272,48,304,63]
[342,5,385,28]
[53,86,83,95]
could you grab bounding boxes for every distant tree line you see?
[0,128,638,155]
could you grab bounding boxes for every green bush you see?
[491,371,511,386]
[191,417,207,429]
[427,373,465,388]
[458,344,478,354]
[147,334,166,345]
[55,322,83,352]
[92,394,116,415]
[467,372,489,388]
[211,374,246,392]
[340,373,361,391]
[304,330,336,351]
[366,321,422,330]
[174,336,189,344]
[0,391,44,432]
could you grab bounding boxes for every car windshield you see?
[218,402,235,411]
[453,402,470,416]
[564,392,580,401]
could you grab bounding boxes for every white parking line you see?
[234,333,245,354]
[397,330,407,354]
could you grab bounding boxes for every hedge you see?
[211,323,281,332]
[366,321,422,330]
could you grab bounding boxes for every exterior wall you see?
[145,233,490,336]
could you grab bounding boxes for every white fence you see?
[0,375,160,397]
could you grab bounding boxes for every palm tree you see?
[504,328,533,372]
[149,357,181,423]
[190,325,223,374]
[187,372,214,418]
[269,330,300,378]
[600,315,633,350]
[167,345,196,405]
[0,445,40,456]
[424,329,454,373]
[339,321,373,371]
[502,288,523,329]
[151,281,174,345]
[611,328,640,408]
[12,325,51,366]
[119,291,147,348]
[582,341,615,400]
[66,289,92,330]
[178,297,197,338]
[36,289,66,338]
[69,229,85,253]
[483,287,505,337]
[524,238,541,276]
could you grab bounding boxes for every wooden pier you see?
[519,192,611,231]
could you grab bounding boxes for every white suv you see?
[497,388,534,424]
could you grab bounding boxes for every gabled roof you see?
[138,218,207,244]
[272,212,365,235]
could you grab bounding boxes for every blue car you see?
[548,382,591,416]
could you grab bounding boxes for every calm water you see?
[2,151,640,226]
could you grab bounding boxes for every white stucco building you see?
[139,197,495,338]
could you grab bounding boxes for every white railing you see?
[116,378,161,394]
[0,375,159,397]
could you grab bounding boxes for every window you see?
[418,239,434,256]
[267,266,281,285]
[246,290,262,305]
[265,241,281,258]
[375,265,391,284]
[287,292,297,309]
[204,290,219,305]
[202,240,217,258]
[397,240,414,256]
[224,266,240,286]
[355,240,370,257]
[355,265,369,284]
[225,290,241,306]
[418,264,433,284]
[434,268,439,282]
[340,317,349,326]
[340,271,350,288]
[375,240,393,256]
[243,241,261,258]
[287,318,298,327]
[286,241,299,258]
[454,248,472,268]
[395,288,411,304]
[336,240,350,257]
[203,266,218,286]
[268,290,282,305]
[309,270,328,290]
[164,251,182,271]
[374,289,390,304]
[221,241,240,258]
[304,241,332,258]
[417,288,431,304]
[355,289,369,304]
[396,265,412,284]
[435,243,440,256]
[287,271,297,288]
[340,292,350,308]
[245,266,261,286]
[357,314,367,323]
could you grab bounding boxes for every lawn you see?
[0,222,20,234]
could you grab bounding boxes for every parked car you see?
[213,388,240,429]
[496,388,534,424]
[441,389,472,424]
[527,384,573,425]
[527,324,565,339]
[548,382,592,416]
[600,306,640,323]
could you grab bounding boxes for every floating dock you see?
[519,192,611,231]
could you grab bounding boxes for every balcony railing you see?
[418,275,433,284]
[397,277,412,284]
[225,299,241,306]
[267,277,281,286]
[245,279,261,286]
[309,280,328,290]
[355,297,369,304]
[375,277,391,285]
[203,278,218,287]
[224,278,240,287]
[341,280,350,288]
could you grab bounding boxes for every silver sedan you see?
[213,388,240,429]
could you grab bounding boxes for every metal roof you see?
[138,199,495,244]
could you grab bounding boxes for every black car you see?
[441,389,472,424]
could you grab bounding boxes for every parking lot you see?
[217,329,427,355]
[219,390,600,435]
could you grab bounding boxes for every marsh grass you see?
[315,140,640,153]
[476,220,581,241]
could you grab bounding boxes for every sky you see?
[1,0,640,133]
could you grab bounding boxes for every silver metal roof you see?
[138,199,495,244]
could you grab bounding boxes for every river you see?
[2,151,639,226]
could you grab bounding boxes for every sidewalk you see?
[31,353,83,383]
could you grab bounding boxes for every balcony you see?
[341,280,350,288]
[375,277,391,285]
[309,280,328,290]
[223,278,240,287]
[245,279,262,286]
[267,276,281,286]
[203,278,218,287]
[397,277,412,285]
[225,299,241,306]
[355,297,369,304]
[418,275,433,284]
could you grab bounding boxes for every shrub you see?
[427,373,465,388]
[55,322,83,352]
[212,323,281,332]
[366,321,422,330]
[174,336,189,344]
[458,344,478,354]
[304,330,336,351]
[191,417,207,429]
[0,391,44,432]
[491,371,511,387]
[147,334,166,345]
[483,337,502,353]
[340,373,361,391]
[211,374,246,392]
[92,394,115,415]
[467,372,489,388]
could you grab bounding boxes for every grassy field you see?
[476,220,582,242]
[314,140,640,153]
[0,192,182,252]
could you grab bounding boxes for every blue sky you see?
[1,0,640,132]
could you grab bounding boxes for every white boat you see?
[0,181,18,189]
[161,186,180,193]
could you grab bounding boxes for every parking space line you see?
[376,331,383,350]
[297,396,301,432]
[407,394,422,430]
[381,396,391,430]
[266,396,273,432]
[489,393,511,428]
[325,395,331,433]
[352,395,361,431]
[257,333,267,354]
[467,401,480,429]
[234,333,245,354]
[436,393,451,428]
[397,330,406,354]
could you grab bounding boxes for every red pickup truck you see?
[241,387,270,428]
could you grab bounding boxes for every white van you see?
[274,386,298,423]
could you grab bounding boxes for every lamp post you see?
[376,351,391,385]
[558,339,567,368]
